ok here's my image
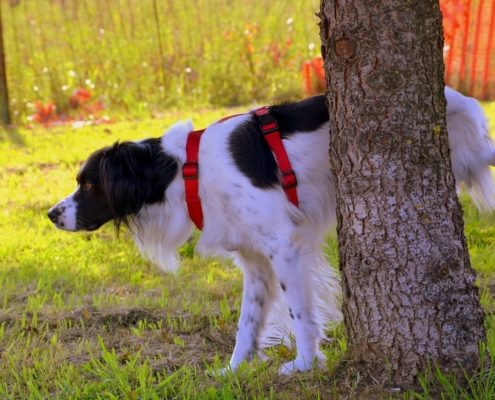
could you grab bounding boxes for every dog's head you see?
[48,139,178,232]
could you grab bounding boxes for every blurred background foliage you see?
[2,0,322,124]
[1,0,494,126]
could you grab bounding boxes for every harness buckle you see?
[281,170,297,189]
[260,121,280,135]
[255,107,280,135]
[182,162,199,180]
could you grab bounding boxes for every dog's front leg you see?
[227,253,275,370]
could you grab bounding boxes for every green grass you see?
[3,0,321,123]
[1,106,495,399]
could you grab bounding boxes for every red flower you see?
[31,101,56,123]
[69,88,92,108]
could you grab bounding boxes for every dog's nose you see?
[47,207,61,223]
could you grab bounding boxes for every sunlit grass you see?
[0,105,495,398]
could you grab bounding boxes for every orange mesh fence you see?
[304,0,495,99]
[442,0,495,99]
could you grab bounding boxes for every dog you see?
[48,87,495,373]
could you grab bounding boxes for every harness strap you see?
[182,115,241,230]
[183,109,300,230]
[183,129,205,230]
[254,107,299,207]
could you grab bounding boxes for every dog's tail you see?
[258,245,342,350]
[464,102,495,212]
[466,158,495,212]
[446,86,495,212]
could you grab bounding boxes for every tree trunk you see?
[319,0,485,388]
[0,2,10,126]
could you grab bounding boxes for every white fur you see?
[50,188,78,231]
[130,121,197,272]
[133,114,342,373]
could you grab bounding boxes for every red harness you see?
[182,128,206,229]
[182,108,299,230]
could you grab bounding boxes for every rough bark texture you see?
[319,0,485,387]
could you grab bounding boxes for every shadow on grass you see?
[0,125,26,146]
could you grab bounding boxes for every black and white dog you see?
[48,87,495,373]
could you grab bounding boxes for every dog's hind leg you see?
[227,251,276,370]
[269,243,325,374]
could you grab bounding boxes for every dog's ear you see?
[99,141,154,229]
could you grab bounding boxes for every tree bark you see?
[319,0,485,388]
[0,2,11,126]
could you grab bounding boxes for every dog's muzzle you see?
[47,196,78,231]
[47,207,60,222]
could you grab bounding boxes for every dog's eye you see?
[82,182,93,191]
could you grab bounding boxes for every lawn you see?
[1,105,495,399]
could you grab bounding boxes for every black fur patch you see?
[228,95,328,188]
[74,138,178,231]
[137,138,178,205]
[100,138,178,228]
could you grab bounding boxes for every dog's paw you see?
[279,360,299,375]
[278,353,325,375]
[210,365,234,377]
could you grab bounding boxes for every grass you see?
[0,105,495,399]
[2,0,321,123]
